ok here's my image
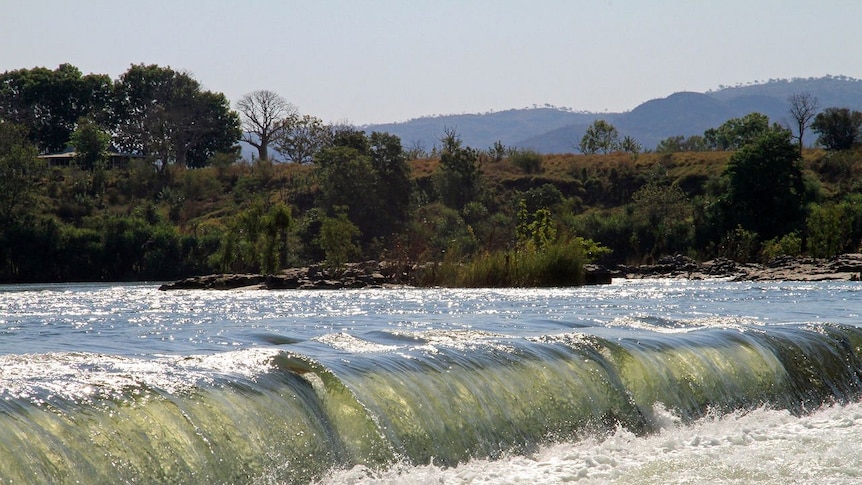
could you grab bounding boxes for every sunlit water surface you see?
[0,279,860,483]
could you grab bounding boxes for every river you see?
[0,279,860,483]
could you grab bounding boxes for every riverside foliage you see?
[2,66,862,284]
[3,124,861,284]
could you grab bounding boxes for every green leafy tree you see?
[260,202,293,273]
[517,202,556,250]
[369,131,413,234]
[435,128,482,211]
[620,135,642,159]
[631,182,693,258]
[274,113,330,163]
[113,64,240,171]
[655,136,685,153]
[760,232,802,260]
[319,208,361,268]
[720,225,761,261]
[509,149,543,174]
[408,202,477,262]
[722,129,805,240]
[0,123,44,223]
[312,129,413,254]
[806,202,855,258]
[579,120,620,154]
[704,112,772,150]
[315,145,378,240]
[656,135,707,153]
[0,64,113,152]
[811,107,862,151]
[69,117,111,171]
[217,200,292,273]
[522,184,563,214]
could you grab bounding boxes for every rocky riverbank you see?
[158,261,411,291]
[613,253,862,282]
[158,254,862,291]
[158,260,615,290]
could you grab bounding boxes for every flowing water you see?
[0,279,860,484]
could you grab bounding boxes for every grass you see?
[416,237,603,288]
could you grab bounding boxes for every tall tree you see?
[787,92,819,156]
[722,129,805,239]
[236,90,295,161]
[312,129,413,251]
[274,113,330,163]
[811,107,862,151]
[436,128,482,211]
[0,64,113,152]
[314,144,378,245]
[69,117,111,170]
[704,112,773,151]
[113,64,240,171]
[0,123,44,223]
[182,90,242,168]
[631,182,692,257]
[579,120,619,154]
[656,135,708,153]
[369,131,413,234]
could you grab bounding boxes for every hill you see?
[364,108,600,153]
[362,76,862,153]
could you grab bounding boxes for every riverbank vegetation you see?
[2,64,862,284]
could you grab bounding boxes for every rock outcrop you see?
[159,254,862,291]
[614,253,862,282]
[158,261,411,291]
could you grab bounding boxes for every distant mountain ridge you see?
[362,76,862,153]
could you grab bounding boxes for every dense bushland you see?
[3,118,861,284]
[3,64,862,284]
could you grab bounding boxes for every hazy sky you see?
[3,1,862,125]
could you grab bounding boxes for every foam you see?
[323,401,862,484]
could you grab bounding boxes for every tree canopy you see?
[314,129,413,249]
[579,120,620,154]
[69,117,111,171]
[722,129,806,239]
[811,107,862,151]
[114,64,241,170]
[704,112,774,150]
[0,63,241,171]
[0,64,113,152]
[236,90,295,161]
[0,123,43,223]
[435,128,482,211]
[3,62,862,285]
[274,113,330,164]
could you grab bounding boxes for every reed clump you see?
[419,237,608,288]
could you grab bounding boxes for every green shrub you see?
[806,203,854,258]
[509,149,543,174]
[720,225,760,262]
[429,237,608,288]
[761,232,802,260]
[319,209,361,269]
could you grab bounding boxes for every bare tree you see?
[788,92,819,157]
[236,90,295,161]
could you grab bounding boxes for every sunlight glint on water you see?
[0,280,860,483]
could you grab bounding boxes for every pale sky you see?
[3,1,862,125]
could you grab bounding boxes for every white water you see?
[2,280,862,483]
[325,402,862,484]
